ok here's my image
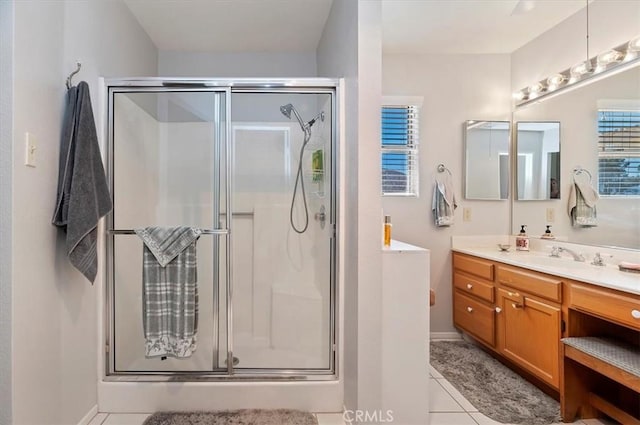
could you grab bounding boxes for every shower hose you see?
[290,128,311,234]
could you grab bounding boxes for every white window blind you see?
[598,110,640,196]
[381,105,419,196]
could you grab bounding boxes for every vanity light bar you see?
[514,36,640,107]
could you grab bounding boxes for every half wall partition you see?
[104,79,338,380]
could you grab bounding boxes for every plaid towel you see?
[135,227,202,358]
[568,183,598,227]
[432,175,457,227]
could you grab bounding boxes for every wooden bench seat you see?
[561,337,640,424]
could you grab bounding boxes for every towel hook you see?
[66,62,82,90]
[437,163,452,176]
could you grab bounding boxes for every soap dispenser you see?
[515,225,530,251]
[383,215,392,247]
[541,225,555,240]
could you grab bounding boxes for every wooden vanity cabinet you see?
[453,251,640,422]
[452,255,496,348]
[452,253,562,390]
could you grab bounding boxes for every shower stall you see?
[100,79,341,411]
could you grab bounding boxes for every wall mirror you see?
[464,120,510,200]
[515,121,560,200]
[512,63,640,250]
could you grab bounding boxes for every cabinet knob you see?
[466,283,473,290]
[495,307,502,313]
[632,309,640,319]
[508,291,520,298]
[511,302,523,309]
[467,306,473,313]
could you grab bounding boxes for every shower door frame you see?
[103,78,340,381]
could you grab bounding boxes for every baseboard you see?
[430,331,462,341]
[77,405,98,425]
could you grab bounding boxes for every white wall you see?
[0,2,14,423]
[317,0,385,415]
[382,54,512,334]
[11,1,157,423]
[316,0,358,411]
[158,51,317,77]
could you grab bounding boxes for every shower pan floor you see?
[91,412,346,425]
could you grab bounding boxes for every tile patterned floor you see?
[89,366,615,425]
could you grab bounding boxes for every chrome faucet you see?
[550,246,585,262]
[591,252,612,266]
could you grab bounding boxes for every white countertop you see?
[383,239,428,253]
[453,246,640,296]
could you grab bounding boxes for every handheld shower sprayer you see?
[280,103,325,234]
[280,103,324,132]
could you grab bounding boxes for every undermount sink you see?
[510,253,593,270]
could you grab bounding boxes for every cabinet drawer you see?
[497,265,561,302]
[454,291,495,346]
[453,253,494,281]
[454,272,494,303]
[569,283,640,331]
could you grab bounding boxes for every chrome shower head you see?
[280,103,306,131]
[280,103,294,119]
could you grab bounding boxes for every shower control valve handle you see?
[314,205,326,229]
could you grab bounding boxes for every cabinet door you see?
[497,288,561,389]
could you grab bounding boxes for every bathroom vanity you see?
[451,245,640,423]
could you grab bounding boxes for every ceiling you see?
[123,0,334,52]
[123,0,588,55]
[382,0,589,54]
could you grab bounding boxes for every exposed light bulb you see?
[569,60,593,83]
[597,49,623,64]
[512,91,526,101]
[546,74,566,91]
[624,36,640,61]
[529,82,545,94]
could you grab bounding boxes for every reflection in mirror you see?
[516,122,560,200]
[512,64,640,250]
[464,121,510,200]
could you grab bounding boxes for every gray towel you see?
[135,227,202,358]
[52,81,112,283]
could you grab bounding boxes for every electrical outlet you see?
[546,208,555,222]
[463,207,472,222]
[24,132,36,167]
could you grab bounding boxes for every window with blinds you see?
[381,105,419,196]
[598,110,640,196]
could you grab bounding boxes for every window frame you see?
[597,107,640,198]
[381,96,423,197]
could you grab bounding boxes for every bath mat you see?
[143,409,318,425]
[430,340,561,425]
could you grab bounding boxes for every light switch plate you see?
[463,207,472,222]
[546,208,555,222]
[24,132,36,167]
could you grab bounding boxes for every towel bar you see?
[108,229,228,235]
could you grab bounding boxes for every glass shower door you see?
[109,89,228,373]
[225,91,334,371]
